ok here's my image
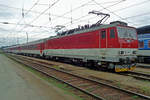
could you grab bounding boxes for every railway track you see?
[125,71,150,81]
[137,63,150,68]
[118,63,150,81]
[8,54,150,100]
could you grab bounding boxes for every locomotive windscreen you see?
[117,26,137,39]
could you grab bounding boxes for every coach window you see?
[101,30,106,39]
[110,29,115,38]
[139,41,144,48]
[148,40,150,48]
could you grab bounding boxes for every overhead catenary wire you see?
[2,0,150,45]
[29,0,60,25]
[0,21,52,28]
[0,0,92,21]
[0,0,121,23]
[92,0,150,25]
[120,11,150,20]
[15,0,61,43]
[113,0,150,12]
[91,0,138,26]
[33,0,126,30]
[10,0,40,45]
[61,0,126,27]
[15,0,40,29]
[18,0,61,33]
[27,0,129,38]
[60,0,150,28]
[20,0,150,39]
[1,0,149,24]
[0,0,128,30]
[36,0,123,6]
[0,3,91,22]
[82,0,150,26]
[18,0,93,34]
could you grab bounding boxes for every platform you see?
[0,54,77,100]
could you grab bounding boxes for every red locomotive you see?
[4,21,138,72]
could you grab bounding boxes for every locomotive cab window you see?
[117,26,137,39]
[101,30,106,39]
[110,29,115,38]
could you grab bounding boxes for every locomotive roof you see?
[26,38,46,45]
[3,44,20,49]
[19,38,47,47]
[6,38,47,49]
[47,22,130,40]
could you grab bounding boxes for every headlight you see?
[133,51,136,54]
[119,51,125,55]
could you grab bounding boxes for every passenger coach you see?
[137,25,150,62]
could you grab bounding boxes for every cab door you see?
[100,29,107,48]
[107,27,118,48]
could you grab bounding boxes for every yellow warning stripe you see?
[115,66,136,72]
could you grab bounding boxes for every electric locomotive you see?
[42,21,138,72]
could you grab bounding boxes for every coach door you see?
[100,29,107,48]
[40,43,44,55]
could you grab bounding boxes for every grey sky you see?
[0,0,150,47]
